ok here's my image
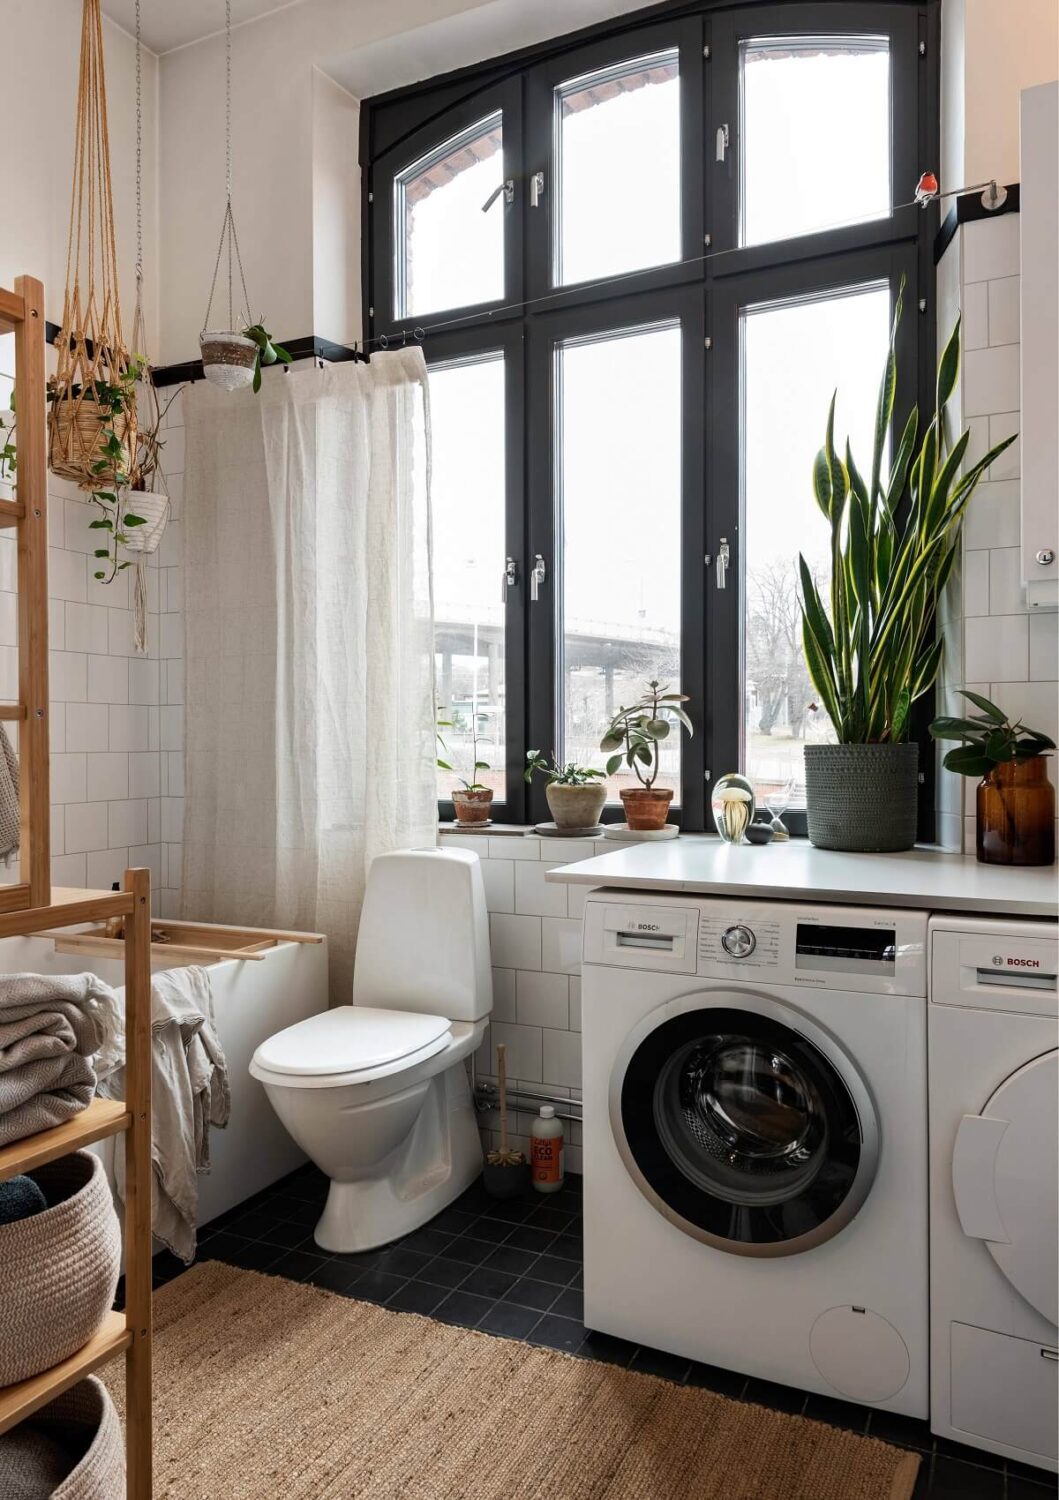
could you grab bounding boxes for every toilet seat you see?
[253,1005,452,1083]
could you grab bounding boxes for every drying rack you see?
[0,276,153,1497]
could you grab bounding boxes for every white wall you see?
[942,0,1059,187]
[0,2,169,899]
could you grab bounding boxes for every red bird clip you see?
[915,171,939,206]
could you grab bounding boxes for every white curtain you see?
[181,352,437,998]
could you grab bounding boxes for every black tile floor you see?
[145,1163,1058,1500]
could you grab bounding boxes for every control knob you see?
[721,923,756,958]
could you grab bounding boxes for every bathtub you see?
[0,925,328,1228]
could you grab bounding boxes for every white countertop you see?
[545,839,1058,918]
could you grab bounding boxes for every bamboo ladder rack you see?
[0,275,152,1497]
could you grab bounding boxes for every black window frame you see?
[361,0,940,836]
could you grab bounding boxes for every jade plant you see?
[930,690,1056,777]
[599,681,692,788]
[243,322,292,393]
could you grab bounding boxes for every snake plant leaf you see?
[812,443,833,519]
[871,277,902,506]
[801,615,842,730]
[891,686,912,743]
[958,689,1007,722]
[884,406,920,516]
[911,636,944,699]
[798,556,835,657]
[936,315,962,413]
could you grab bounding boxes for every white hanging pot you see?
[123,488,170,556]
[199,330,257,391]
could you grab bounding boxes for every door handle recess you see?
[530,553,546,601]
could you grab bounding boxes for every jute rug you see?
[108,1261,920,1500]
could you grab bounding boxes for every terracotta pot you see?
[976,756,1055,866]
[620,786,673,831]
[452,788,494,825]
[546,781,607,830]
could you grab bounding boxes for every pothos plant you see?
[599,681,693,788]
[83,358,150,583]
[243,322,292,393]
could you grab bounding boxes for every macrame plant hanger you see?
[49,0,137,488]
[124,0,171,654]
[198,1,259,391]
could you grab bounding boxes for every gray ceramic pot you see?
[546,781,607,830]
[804,742,919,852]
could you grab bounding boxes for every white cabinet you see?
[1020,82,1058,611]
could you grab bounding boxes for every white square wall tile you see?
[166,753,185,797]
[987,412,1021,482]
[490,968,517,1023]
[961,280,988,350]
[50,753,87,805]
[991,680,1059,743]
[437,833,485,853]
[50,651,87,702]
[489,913,542,970]
[988,548,1025,616]
[87,654,128,705]
[514,860,568,919]
[129,752,161,799]
[963,550,989,617]
[965,615,1028,683]
[987,275,1020,346]
[516,971,569,1029]
[51,852,87,886]
[536,839,597,864]
[109,800,149,849]
[161,798,183,843]
[569,977,581,1031]
[64,702,109,752]
[109,705,150,752]
[542,1029,582,1091]
[64,801,109,854]
[87,847,128,890]
[159,706,183,752]
[962,344,1020,418]
[86,752,128,802]
[963,481,1021,550]
[541,917,583,976]
[479,857,514,914]
[490,1022,542,1083]
[1029,614,1059,682]
[962,214,1020,283]
[487,835,540,860]
[65,602,109,654]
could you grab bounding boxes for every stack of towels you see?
[0,974,123,1146]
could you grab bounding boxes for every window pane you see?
[395,113,504,319]
[557,323,682,802]
[555,51,680,287]
[741,283,891,811]
[430,354,507,802]
[740,37,890,247]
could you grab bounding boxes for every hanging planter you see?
[48,0,138,489]
[199,6,291,394]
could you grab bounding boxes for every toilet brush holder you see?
[483,1043,529,1199]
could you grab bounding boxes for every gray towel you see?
[0,973,124,1146]
[100,966,230,1264]
[0,723,18,864]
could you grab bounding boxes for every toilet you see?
[249,848,492,1253]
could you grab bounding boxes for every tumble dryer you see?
[928,914,1058,1473]
[581,892,929,1414]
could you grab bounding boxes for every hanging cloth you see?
[0,726,19,866]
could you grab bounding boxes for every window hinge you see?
[703,44,711,59]
[919,39,926,56]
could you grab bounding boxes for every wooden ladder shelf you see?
[0,275,153,1497]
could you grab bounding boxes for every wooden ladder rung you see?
[0,286,25,335]
[0,499,25,527]
[0,704,26,720]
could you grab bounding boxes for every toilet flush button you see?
[809,1306,910,1403]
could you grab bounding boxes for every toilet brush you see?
[483,1043,529,1198]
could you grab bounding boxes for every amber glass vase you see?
[976,757,1056,866]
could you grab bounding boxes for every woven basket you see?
[804,742,919,852]
[0,1151,121,1386]
[49,397,137,491]
[0,1377,123,1500]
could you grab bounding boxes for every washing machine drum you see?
[614,1003,879,1257]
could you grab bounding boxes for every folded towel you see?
[0,724,18,864]
[0,973,124,1146]
[100,966,230,1264]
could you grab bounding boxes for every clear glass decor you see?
[712,773,756,844]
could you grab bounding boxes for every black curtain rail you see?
[34,328,370,388]
[934,181,1019,264]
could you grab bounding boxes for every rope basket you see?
[0,1377,123,1500]
[50,392,137,492]
[0,1151,121,1387]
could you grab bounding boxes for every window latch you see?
[714,538,730,589]
[530,553,547,601]
[715,123,729,163]
[482,179,515,213]
[530,171,545,209]
[502,557,519,602]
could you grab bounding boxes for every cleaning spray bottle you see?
[530,1106,564,1193]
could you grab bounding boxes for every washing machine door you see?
[952,1050,1059,1325]
[611,991,880,1258]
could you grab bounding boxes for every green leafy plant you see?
[0,387,16,485]
[930,690,1056,776]
[436,707,490,792]
[243,322,292,393]
[524,752,606,787]
[798,281,1016,744]
[599,681,692,789]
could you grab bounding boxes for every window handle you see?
[482,179,514,213]
[530,170,545,209]
[714,538,730,590]
[502,557,519,602]
[716,124,729,163]
[530,553,547,601]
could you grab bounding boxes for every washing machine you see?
[581,892,929,1414]
[928,914,1058,1473]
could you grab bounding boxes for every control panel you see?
[582,893,927,995]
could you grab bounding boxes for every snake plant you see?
[798,281,1016,745]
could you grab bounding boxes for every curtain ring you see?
[412,327,425,343]
[378,333,390,350]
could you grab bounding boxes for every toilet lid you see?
[254,1005,451,1077]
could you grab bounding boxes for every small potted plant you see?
[931,691,1055,866]
[437,709,493,826]
[524,752,607,831]
[200,320,291,393]
[599,681,692,832]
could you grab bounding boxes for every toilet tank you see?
[352,848,493,1021]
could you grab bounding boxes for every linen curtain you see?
[181,352,437,997]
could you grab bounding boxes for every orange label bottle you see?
[531,1106,564,1193]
